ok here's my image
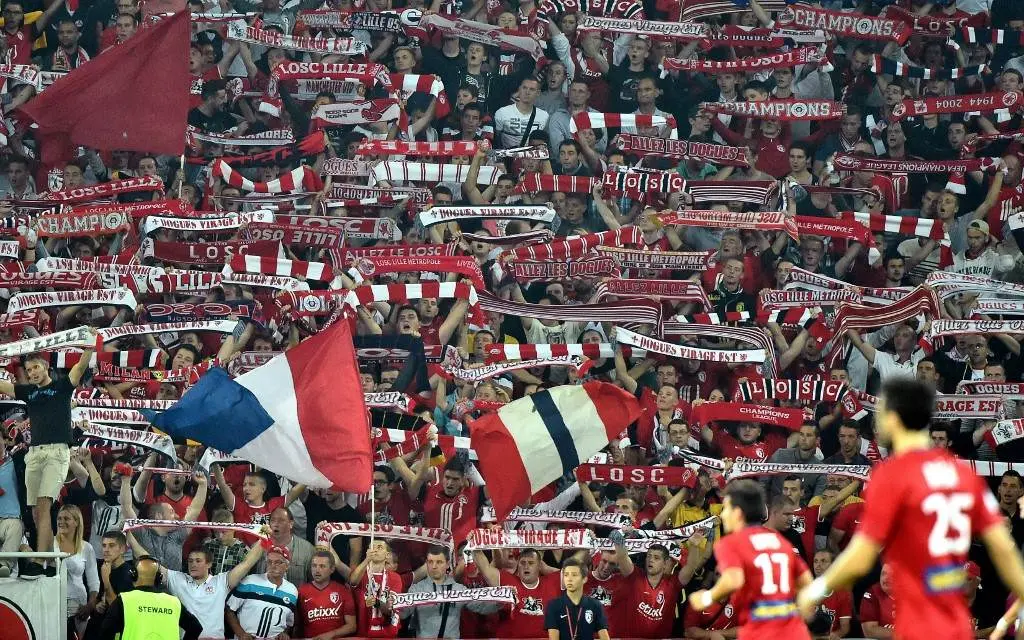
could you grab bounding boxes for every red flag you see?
[18,11,190,164]
[470,382,641,521]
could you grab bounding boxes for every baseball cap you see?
[967,219,991,238]
[268,545,291,561]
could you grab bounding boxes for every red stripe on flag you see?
[582,381,644,441]
[286,317,373,492]
[469,409,533,522]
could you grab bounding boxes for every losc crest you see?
[0,596,35,640]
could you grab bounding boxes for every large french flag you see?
[471,382,641,521]
[144,320,372,492]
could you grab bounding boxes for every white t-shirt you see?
[493,104,549,149]
[525,319,585,345]
[872,349,924,384]
[952,248,1015,278]
[168,571,231,639]
[228,573,298,638]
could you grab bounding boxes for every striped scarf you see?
[356,139,478,157]
[570,112,677,136]
[823,286,941,367]
[870,56,988,80]
[484,343,645,363]
[260,61,392,116]
[370,162,502,186]
[50,349,162,370]
[603,169,685,200]
[926,271,1024,300]
[462,229,553,246]
[208,131,327,168]
[418,205,555,227]
[505,226,642,261]
[224,255,338,286]
[661,46,826,74]
[597,278,711,307]
[777,4,912,44]
[670,307,813,327]
[659,322,779,377]
[616,327,767,364]
[211,160,316,194]
[344,282,484,323]
[356,255,486,291]
[673,0,789,20]
[892,91,1021,120]
[956,27,1024,46]
[513,173,598,194]
[478,289,662,325]
[685,180,778,205]
[737,377,867,420]
[42,176,163,204]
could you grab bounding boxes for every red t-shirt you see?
[682,597,739,632]
[232,494,285,543]
[791,505,821,564]
[830,501,864,551]
[357,570,404,637]
[422,483,479,545]
[4,25,34,65]
[461,565,497,639]
[496,572,562,638]
[702,254,764,297]
[190,67,223,109]
[627,570,682,638]
[859,450,1003,640]
[585,571,629,637]
[712,429,787,461]
[298,580,355,638]
[859,583,895,629]
[819,588,853,634]
[713,525,811,640]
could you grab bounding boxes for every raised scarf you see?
[926,272,1024,300]
[76,397,176,411]
[211,161,317,195]
[242,222,342,248]
[0,309,41,331]
[673,0,788,21]
[777,4,911,43]
[137,271,223,295]
[225,351,277,377]
[690,401,807,431]
[973,300,1024,315]
[599,278,711,307]
[793,216,877,260]
[506,226,642,261]
[36,257,159,278]
[225,18,365,54]
[603,169,685,200]
[616,134,748,166]
[61,199,192,220]
[513,173,598,194]
[140,238,282,265]
[484,343,645,363]
[144,301,261,323]
[571,112,677,136]
[892,91,1021,120]
[310,99,404,131]
[36,209,131,237]
[316,522,454,551]
[684,180,778,205]
[616,327,766,363]
[345,282,484,324]
[700,99,846,121]
[727,460,870,482]
[577,14,707,39]
[139,210,274,235]
[929,319,1024,339]
[364,391,417,414]
[418,13,544,59]
[594,247,714,271]
[210,132,328,168]
[97,320,237,343]
[392,587,518,611]
[957,27,1024,46]
[357,139,478,157]
[659,322,779,377]
[870,55,988,80]
[493,145,551,160]
[41,176,163,203]
[660,46,826,74]
[626,516,719,541]
[958,381,1024,399]
[933,395,1004,420]
[832,153,997,174]
[759,288,860,309]
[0,271,98,291]
[370,162,502,186]
[737,377,866,420]
[574,463,697,487]
[657,210,799,241]
[225,254,338,286]
[332,242,457,266]
[328,184,433,206]
[464,528,595,551]
[122,519,266,537]
[418,205,555,227]
[8,288,136,313]
[356,255,486,291]
[510,255,620,283]
[443,354,588,381]
[93,360,213,384]
[79,424,176,461]
[477,289,661,325]
[986,420,1024,448]
[187,127,295,148]
[260,61,392,116]
[505,507,632,529]
[49,349,162,370]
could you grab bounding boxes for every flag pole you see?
[176,153,186,198]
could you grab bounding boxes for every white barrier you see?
[0,552,69,640]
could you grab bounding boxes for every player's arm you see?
[687,567,744,612]
[797,533,881,616]
[981,523,1024,602]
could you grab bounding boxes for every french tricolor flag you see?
[470,381,641,521]
[144,319,372,491]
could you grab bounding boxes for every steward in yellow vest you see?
[96,555,202,640]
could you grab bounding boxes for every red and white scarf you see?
[577,14,707,39]
[392,587,518,610]
[418,13,544,59]
[478,289,662,326]
[570,112,677,136]
[617,134,748,166]
[484,343,645,363]
[594,247,715,271]
[97,320,238,343]
[598,278,711,307]
[53,349,162,370]
[0,327,95,357]
[575,463,698,487]
[690,401,807,431]
[509,255,620,283]
[332,242,457,266]
[727,460,871,482]
[616,327,766,363]
[370,162,502,186]
[8,288,137,313]
[328,184,433,206]
[927,272,1024,300]
[225,18,365,54]
[464,528,595,551]
[79,424,177,461]
[832,153,998,174]
[658,210,799,241]
[685,180,778,206]
[929,319,1024,339]
[760,288,860,309]
[356,255,486,291]
[603,169,685,200]
[211,161,317,194]
[892,91,1022,120]
[140,238,281,265]
[356,139,478,157]
[986,419,1024,448]
[958,381,1024,399]
[700,99,846,120]
[139,210,274,236]
[661,46,826,74]
[36,209,131,237]
[777,4,912,44]
[418,205,555,227]
[225,255,338,286]
[316,522,454,550]
[310,99,404,130]
[42,177,164,204]
[0,271,98,291]
[737,377,866,420]
[506,226,642,262]
[186,127,295,148]
[513,173,598,194]
[243,221,343,248]
[505,506,632,529]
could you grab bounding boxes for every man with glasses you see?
[2,0,63,64]
[227,545,298,640]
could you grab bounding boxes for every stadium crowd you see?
[2,0,1024,637]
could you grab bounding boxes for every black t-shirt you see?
[15,375,75,446]
[108,560,135,597]
[544,594,607,640]
[303,493,365,566]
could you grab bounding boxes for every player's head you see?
[722,479,767,533]
[876,378,934,446]
[561,557,588,593]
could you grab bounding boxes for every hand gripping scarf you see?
[776,4,912,44]
[211,160,318,194]
[700,99,846,121]
[616,134,748,166]
[571,112,678,137]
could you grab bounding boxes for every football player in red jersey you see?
[797,379,1024,640]
[688,479,814,640]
